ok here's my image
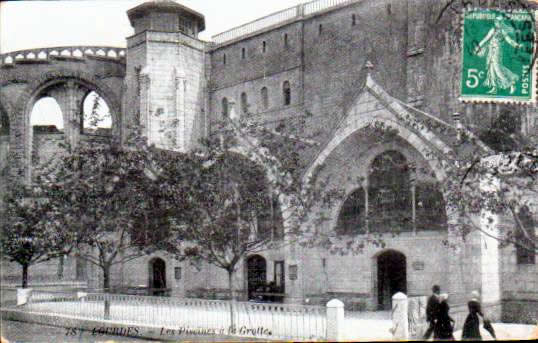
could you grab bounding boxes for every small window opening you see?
[352,14,357,26]
[222,97,228,117]
[241,47,246,59]
[223,53,226,65]
[319,24,323,35]
[283,81,291,106]
[241,92,248,114]
[261,87,269,110]
[262,41,267,53]
[284,33,288,47]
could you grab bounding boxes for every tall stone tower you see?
[125,0,206,151]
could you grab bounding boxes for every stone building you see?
[0,0,536,322]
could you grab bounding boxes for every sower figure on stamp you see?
[423,285,441,340]
[474,15,522,95]
[462,290,497,340]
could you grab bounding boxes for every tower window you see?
[222,97,228,117]
[262,41,267,53]
[241,92,248,114]
[319,24,323,35]
[261,87,269,110]
[284,33,288,47]
[241,47,246,59]
[352,14,356,26]
[283,81,291,106]
[223,53,226,65]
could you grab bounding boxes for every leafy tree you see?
[0,183,72,288]
[40,134,165,292]
[157,117,341,301]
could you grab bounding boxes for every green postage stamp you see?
[461,9,536,103]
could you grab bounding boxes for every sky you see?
[1,0,306,127]
[0,0,307,53]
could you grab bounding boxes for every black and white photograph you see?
[0,0,537,341]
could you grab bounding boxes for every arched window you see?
[241,92,248,114]
[415,181,447,231]
[319,24,323,35]
[336,188,366,236]
[31,97,64,132]
[262,41,267,53]
[352,14,357,26]
[222,97,229,117]
[81,91,111,135]
[284,33,288,47]
[241,47,246,59]
[283,81,291,106]
[257,195,284,240]
[261,87,269,110]
[368,151,412,232]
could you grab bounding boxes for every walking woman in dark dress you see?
[462,298,482,340]
[462,291,497,340]
[434,293,455,340]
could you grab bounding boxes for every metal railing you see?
[212,7,297,44]
[19,290,327,340]
[303,0,358,15]
[212,0,361,44]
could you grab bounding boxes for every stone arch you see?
[80,90,113,135]
[10,69,122,180]
[305,113,456,238]
[306,115,450,184]
[148,257,167,295]
[372,248,407,310]
[246,254,267,300]
[15,70,121,133]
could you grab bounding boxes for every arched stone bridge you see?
[0,46,127,180]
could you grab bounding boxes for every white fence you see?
[212,7,297,44]
[212,0,362,44]
[18,290,327,340]
[303,0,358,15]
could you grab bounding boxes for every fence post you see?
[391,292,409,340]
[77,291,87,302]
[16,288,33,306]
[326,299,344,341]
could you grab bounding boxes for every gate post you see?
[326,299,344,341]
[391,292,408,340]
[16,288,33,306]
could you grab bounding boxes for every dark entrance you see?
[149,258,166,295]
[377,250,406,310]
[247,255,267,300]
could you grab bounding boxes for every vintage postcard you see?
[0,0,537,342]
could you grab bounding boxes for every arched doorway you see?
[377,250,406,310]
[149,258,166,295]
[246,255,267,300]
